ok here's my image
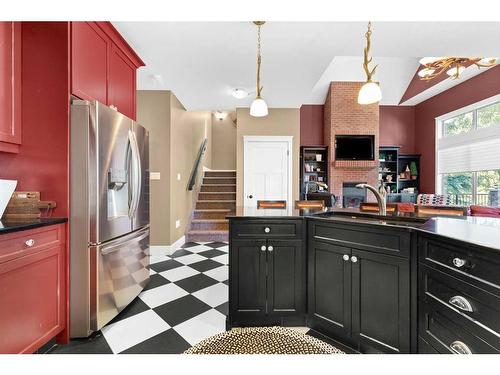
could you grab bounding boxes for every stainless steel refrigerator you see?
[70,100,150,338]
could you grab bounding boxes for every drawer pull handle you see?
[450,340,472,354]
[449,296,473,312]
[25,239,36,247]
[261,245,267,251]
[264,227,271,233]
[351,256,358,263]
[452,257,466,268]
[343,254,350,261]
[268,246,274,252]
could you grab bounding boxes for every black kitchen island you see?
[227,207,500,354]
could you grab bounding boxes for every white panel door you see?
[244,137,291,208]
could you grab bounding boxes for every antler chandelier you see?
[418,57,497,81]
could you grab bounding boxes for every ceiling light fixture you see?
[418,57,497,81]
[250,21,268,117]
[232,88,248,99]
[213,111,227,121]
[358,22,382,105]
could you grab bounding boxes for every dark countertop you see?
[228,206,500,252]
[0,217,68,235]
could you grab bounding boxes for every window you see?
[436,96,500,207]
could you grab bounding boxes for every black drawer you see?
[310,220,410,257]
[419,297,500,354]
[418,336,439,354]
[419,234,500,292]
[419,264,500,342]
[231,220,303,239]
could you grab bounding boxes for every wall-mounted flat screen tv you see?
[335,135,375,160]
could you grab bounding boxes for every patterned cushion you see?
[416,194,454,206]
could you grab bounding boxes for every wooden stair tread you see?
[197,200,236,203]
[194,209,232,212]
[201,184,236,186]
[187,229,228,234]
[192,219,228,223]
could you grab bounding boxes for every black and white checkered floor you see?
[50,241,230,354]
[48,241,337,354]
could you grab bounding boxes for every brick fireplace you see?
[324,82,379,203]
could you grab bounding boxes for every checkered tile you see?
[49,242,229,354]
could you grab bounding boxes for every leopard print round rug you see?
[184,327,344,354]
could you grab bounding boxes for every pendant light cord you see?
[256,24,262,97]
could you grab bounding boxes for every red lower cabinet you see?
[0,224,67,354]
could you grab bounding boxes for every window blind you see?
[438,136,500,174]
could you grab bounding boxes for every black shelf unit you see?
[398,154,421,194]
[300,146,329,200]
[379,146,400,193]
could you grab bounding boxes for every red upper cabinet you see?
[108,45,136,119]
[0,22,22,153]
[71,22,108,104]
[71,22,144,120]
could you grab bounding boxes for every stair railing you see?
[187,138,208,191]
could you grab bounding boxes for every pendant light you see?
[358,22,382,105]
[250,21,268,117]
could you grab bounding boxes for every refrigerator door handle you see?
[100,229,149,255]
[127,130,141,218]
[132,130,142,217]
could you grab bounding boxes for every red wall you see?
[379,105,415,154]
[415,65,500,193]
[0,23,69,216]
[300,104,324,146]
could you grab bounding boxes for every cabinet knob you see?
[450,340,472,354]
[25,239,35,247]
[264,227,271,233]
[449,296,473,312]
[452,257,466,268]
[343,254,350,261]
[268,246,274,252]
[350,256,358,263]
[261,245,267,251]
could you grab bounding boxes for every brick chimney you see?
[324,82,380,201]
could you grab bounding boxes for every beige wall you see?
[137,91,171,246]
[211,114,237,170]
[137,90,212,246]
[236,108,300,206]
[169,94,212,243]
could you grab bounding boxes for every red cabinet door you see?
[71,22,108,104]
[0,22,21,153]
[0,224,66,354]
[108,44,136,120]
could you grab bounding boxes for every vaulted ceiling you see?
[113,22,500,110]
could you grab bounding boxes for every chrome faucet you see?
[356,183,387,216]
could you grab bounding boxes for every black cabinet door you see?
[351,248,410,353]
[229,239,267,319]
[308,240,352,343]
[267,239,305,316]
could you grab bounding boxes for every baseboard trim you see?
[150,235,186,256]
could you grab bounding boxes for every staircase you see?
[186,170,236,243]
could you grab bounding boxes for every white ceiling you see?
[113,22,500,110]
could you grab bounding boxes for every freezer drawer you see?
[90,226,150,331]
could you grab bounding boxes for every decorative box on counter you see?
[2,191,56,221]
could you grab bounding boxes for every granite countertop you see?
[0,217,68,235]
[228,206,500,252]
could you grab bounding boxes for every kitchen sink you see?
[313,210,429,226]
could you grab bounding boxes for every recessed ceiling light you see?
[232,88,248,99]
